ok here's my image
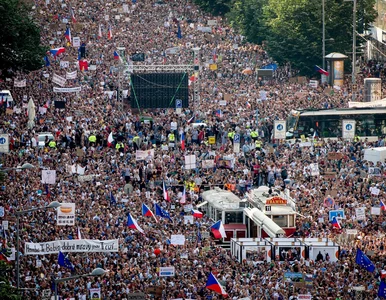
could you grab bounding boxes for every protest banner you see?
[41,170,56,184]
[53,87,81,93]
[66,71,77,79]
[57,203,75,226]
[52,73,67,87]
[24,239,119,255]
[14,79,27,87]
[135,149,154,161]
[159,266,175,277]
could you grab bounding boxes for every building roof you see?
[202,188,245,211]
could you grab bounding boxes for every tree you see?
[192,0,231,15]
[227,0,377,75]
[227,0,268,45]
[0,0,47,76]
[0,261,21,300]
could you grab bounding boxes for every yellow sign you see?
[208,136,216,144]
[333,60,344,86]
[266,196,287,205]
[209,64,217,71]
[300,134,306,142]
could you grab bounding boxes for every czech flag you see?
[211,220,227,239]
[381,199,386,211]
[381,270,386,279]
[64,27,71,43]
[331,217,341,229]
[314,65,329,76]
[127,214,144,234]
[77,227,82,240]
[142,203,158,222]
[163,181,170,201]
[181,132,185,151]
[50,47,65,57]
[113,51,120,60]
[212,49,217,62]
[108,25,113,40]
[192,209,203,218]
[180,187,186,204]
[107,132,114,147]
[187,115,195,124]
[215,109,222,118]
[246,101,251,109]
[206,272,228,297]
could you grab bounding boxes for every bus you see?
[286,107,386,140]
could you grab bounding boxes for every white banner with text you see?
[24,239,119,255]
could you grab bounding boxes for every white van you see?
[38,132,54,148]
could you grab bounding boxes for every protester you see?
[1,0,386,299]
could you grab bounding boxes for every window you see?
[272,215,288,227]
[288,215,295,227]
[224,211,243,224]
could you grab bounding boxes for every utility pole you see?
[322,0,326,72]
[352,0,357,86]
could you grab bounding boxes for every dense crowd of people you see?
[1,0,386,299]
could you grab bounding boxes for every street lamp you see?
[0,163,35,172]
[54,268,108,300]
[15,201,61,291]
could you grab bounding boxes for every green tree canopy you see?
[0,0,47,75]
[227,0,377,75]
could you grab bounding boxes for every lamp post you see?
[54,268,108,300]
[15,201,61,291]
[0,163,35,172]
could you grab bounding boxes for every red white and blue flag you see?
[50,47,65,57]
[314,65,329,76]
[127,214,144,234]
[180,132,185,151]
[206,272,228,297]
[142,203,158,222]
[163,181,170,201]
[64,27,71,43]
[211,220,227,239]
[381,199,386,211]
[113,51,120,60]
[192,209,203,218]
[331,217,341,229]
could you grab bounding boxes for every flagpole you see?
[15,201,61,293]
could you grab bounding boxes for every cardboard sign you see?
[327,152,344,160]
[170,234,185,245]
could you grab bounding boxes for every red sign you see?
[266,196,287,205]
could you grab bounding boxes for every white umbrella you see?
[27,98,36,129]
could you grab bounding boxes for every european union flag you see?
[379,281,386,298]
[110,191,117,205]
[44,55,50,67]
[197,230,202,243]
[58,251,74,271]
[154,203,172,221]
[355,248,375,272]
[177,24,182,39]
